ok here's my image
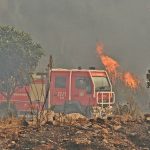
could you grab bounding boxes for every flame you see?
[123,72,138,89]
[96,43,139,90]
[96,43,119,80]
[101,55,119,75]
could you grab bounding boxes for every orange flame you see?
[123,72,138,89]
[96,43,139,90]
[96,43,119,80]
[101,55,119,75]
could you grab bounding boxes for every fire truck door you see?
[50,72,69,105]
[71,75,92,105]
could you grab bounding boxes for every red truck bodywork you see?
[0,68,115,116]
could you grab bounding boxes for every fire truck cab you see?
[49,68,115,117]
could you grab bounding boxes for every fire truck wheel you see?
[0,102,18,119]
[85,106,93,119]
[63,101,84,114]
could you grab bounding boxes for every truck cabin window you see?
[92,76,110,92]
[75,77,92,93]
[55,76,66,88]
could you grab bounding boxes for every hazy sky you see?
[0,0,150,78]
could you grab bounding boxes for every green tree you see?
[0,25,44,103]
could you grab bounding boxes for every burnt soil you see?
[0,114,149,150]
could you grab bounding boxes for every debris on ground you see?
[0,113,149,150]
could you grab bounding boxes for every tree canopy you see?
[0,25,44,100]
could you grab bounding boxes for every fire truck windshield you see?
[92,76,110,92]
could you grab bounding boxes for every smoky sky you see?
[0,0,150,78]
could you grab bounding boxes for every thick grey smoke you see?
[0,0,150,77]
[0,0,150,112]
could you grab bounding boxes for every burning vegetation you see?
[96,43,120,80]
[96,43,150,119]
[96,43,139,90]
[123,72,139,90]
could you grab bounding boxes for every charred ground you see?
[0,113,149,150]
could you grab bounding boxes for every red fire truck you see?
[0,68,115,118]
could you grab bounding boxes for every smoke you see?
[0,0,149,112]
[0,0,150,76]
